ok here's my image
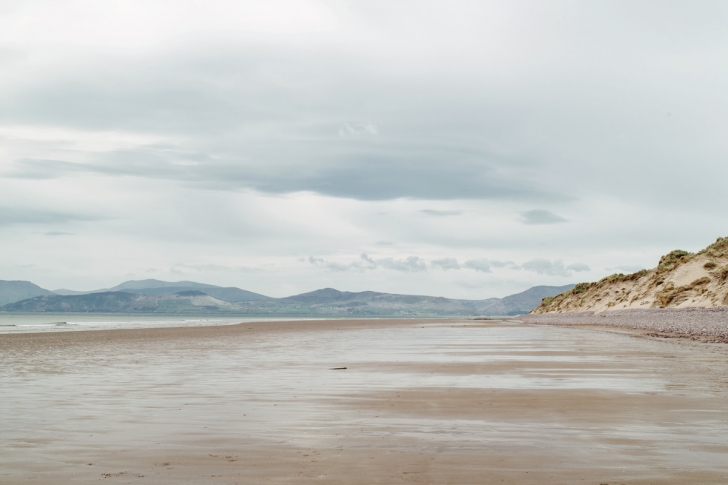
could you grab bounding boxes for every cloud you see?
[522,259,589,277]
[2,1,727,298]
[7,153,559,202]
[45,231,75,236]
[376,256,428,273]
[566,263,591,272]
[462,259,491,273]
[308,253,384,272]
[519,210,568,225]
[338,123,378,137]
[490,260,521,269]
[308,254,427,273]
[307,254,574,276]
[522,259,569,276]
[430,257,460,270]
[0,207,103,226]
[170,263,258,273]
[420,209,462,216]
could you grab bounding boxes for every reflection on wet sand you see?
[2,319,727,484]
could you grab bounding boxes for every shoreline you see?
[522,306,728,343]
[0,317,445,344]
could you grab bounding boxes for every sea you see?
[0,313,305,334]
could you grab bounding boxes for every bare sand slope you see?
[533,237,728,313]
[2,319,728,484]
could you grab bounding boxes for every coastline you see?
[521,306,728,343]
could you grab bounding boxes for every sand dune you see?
[533,236,728,313]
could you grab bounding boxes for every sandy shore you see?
[522,307,728,342]
[2,318,728,484]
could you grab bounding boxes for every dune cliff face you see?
[532,237,728,314]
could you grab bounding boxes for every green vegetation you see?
[541,296,555,307]
[595,269,648,286]
[699,236,728,258]
[704,261,717,270]
[572,282,590,294]
[657,250,692,273]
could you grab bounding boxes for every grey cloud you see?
[430,258,461,270]
[420,209,462,216]
[490,260,521,270]
[2,2,728,296]
[462,259,491,273]
[0,47,562,202]
[376,256,427,273]
[566,263,591,272]
[308,253,427,273]
[1,7,726,213]
[8,150,557,202]
[171,263,258,273]
[325,254,378,272]
[338,123,378,137]
[45,231,75,236]
[522,259,588,277]
[0,207,103,226]
[520,210,567,225]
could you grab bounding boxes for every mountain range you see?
[0,278,573,317]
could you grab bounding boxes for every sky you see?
[1,0,726,298]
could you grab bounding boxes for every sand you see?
[2,318,728,484]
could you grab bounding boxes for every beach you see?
[2,318,728,484]
[522,307,728,342]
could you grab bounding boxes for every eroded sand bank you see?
[2,319,728,484]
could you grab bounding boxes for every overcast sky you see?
[1,0,726,298]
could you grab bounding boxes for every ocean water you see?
[0,313,305,334]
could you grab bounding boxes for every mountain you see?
[1,279,572,316]
[0,280,56,306]
[53,289,100,296]
[116,286,269,302]
[110,279,220,291]
[277,287,501,315]
[54,279,270,302]
[532,237,728,314]
[480,285,575,316]
[2,291,235,313]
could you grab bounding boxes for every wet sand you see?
[2,319,728,484]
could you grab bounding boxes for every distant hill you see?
[110,279,220,291]
[481,285,575,316]
[54,279,270,302]
[532,237,728,314]
[2,291,235,313]
[117,286,269,302]
[277,287,501,315]
[1,279,572,316]
[0,280,56,306]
